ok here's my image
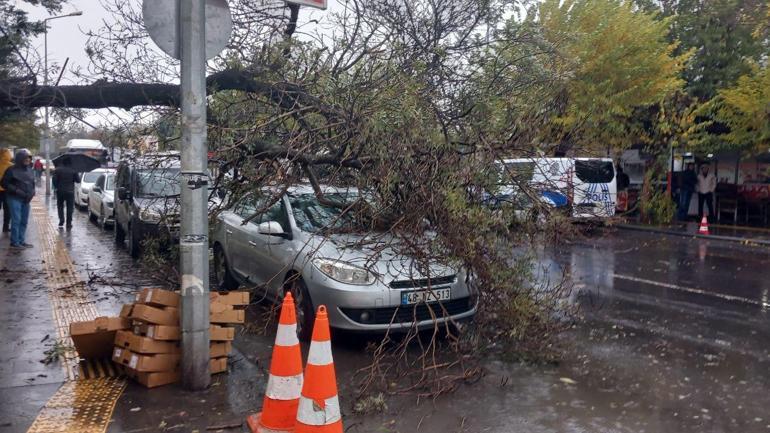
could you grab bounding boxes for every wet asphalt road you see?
[1,197,769,433]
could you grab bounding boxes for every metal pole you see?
[44,25,51,196]
[179,0,210,390]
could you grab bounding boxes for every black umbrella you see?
[52,153,101,172]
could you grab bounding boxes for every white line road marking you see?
[612,274,770,309]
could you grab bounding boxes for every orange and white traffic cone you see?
[698,216,710,235]
[295,306,342,433]
[246,293,304,433]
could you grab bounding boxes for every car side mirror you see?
[258,221,286,237]
[92,186,101,193]
[117,187,130,200]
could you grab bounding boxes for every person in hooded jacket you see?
[0,149,12,232]
[1,149,35,248]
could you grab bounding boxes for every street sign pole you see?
[179,0,211,390]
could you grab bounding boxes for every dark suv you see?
[113,155,183,258]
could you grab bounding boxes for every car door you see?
[234,195,286,289]
[259,197,295,296]
[90,175,105,216]
[221,208,253,281]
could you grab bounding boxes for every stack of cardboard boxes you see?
[107,288,248,388]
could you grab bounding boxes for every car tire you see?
[286,277,315,342]
[115,219,126,244]
[98,206,107,230]
[127,223,141,258]
[213,244,238,291]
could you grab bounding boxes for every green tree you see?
[531,0,687,153]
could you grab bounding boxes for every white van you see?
[64,139,108,165]
[497,157,617,219]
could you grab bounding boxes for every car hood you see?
[301,232,457,284]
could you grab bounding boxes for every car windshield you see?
[82,172,101,183]
[105,176,115,191]
[136,168,181,197]
[290,192,360,234]
[575,160,615,183]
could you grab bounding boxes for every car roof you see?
[283,184,359,196]
[66,139,106,150]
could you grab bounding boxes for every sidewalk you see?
[614,219,770,246]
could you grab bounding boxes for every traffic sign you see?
[286,0,327,10]
[143,0,233,60]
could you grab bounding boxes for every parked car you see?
[87,172,116,229]
[113,153,219,258]
[75,168,113,209]
[113,156,182,258]
[212,184,477,340]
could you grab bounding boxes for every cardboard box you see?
[133,324,180,341]
[210,291,250,306]
[210,357,228,374]
[121,366,180,388]
[209,301,234,314]
[136,288,180,308]
[112,347,180,372]
[119,304,134,318]
[210,325,235,341]
[130,304,179,326]
[114,330,180,354]
[210,342,232,358]
[210,309,244,324]
[70,317,132,359]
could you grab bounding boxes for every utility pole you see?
[179,0,211,390]
[42,11,82,196]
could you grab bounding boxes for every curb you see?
[614,223,770,247]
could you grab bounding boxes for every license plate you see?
[401,288,451,305]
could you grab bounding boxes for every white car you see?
[76,168,113,209]
[88,172,116,228]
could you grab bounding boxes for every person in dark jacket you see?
[1,149,35,248]
[678,162,697,221]
[52,157,81,229]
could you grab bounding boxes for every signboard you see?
[286,0,327,10]
[143,0,233,60]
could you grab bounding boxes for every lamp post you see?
[42,11,82,196]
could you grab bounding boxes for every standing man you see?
[0,149,35,248]
[615,164,631,212]
[0,149,12,232]
[697,164,717,222]
[52,157,80,229]
[678,162,697,221]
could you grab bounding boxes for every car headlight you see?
[139,208,161,223]
[312,258,376,285]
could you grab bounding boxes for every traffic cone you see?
[246,293,304,433]
[295,306,343,433]
[698,216,710,235]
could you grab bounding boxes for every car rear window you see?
[575,160,615,183]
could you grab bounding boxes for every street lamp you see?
[42,11,83,196]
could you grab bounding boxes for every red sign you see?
[739,183,770,201]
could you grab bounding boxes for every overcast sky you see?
[18,0,338,129]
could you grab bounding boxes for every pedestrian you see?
[33,158,44,185]
[52,157,81,229]
[678,162,697,221]
[0,149,12,233]
[0,149,35,248]
[616,164,630,212]
[697,164,717,222]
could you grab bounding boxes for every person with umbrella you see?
[1,149,35,248]
[52,156,81,229]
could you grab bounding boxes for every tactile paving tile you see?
[26,197,127,433]
[26,378,126,433]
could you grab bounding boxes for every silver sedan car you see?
[212,185,477,339]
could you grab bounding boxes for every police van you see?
[497,157,617,219]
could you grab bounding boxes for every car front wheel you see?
[213,245,238,291]
[285,277,315,342]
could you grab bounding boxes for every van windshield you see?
[136,168,181,197]
[575,160,615,183]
